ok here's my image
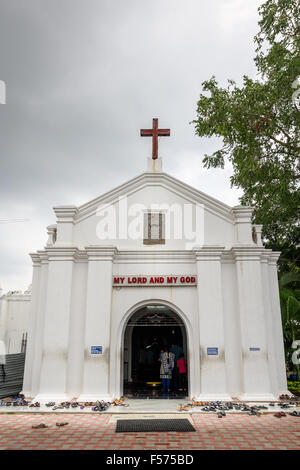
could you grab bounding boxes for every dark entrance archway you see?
[123,304,188,398]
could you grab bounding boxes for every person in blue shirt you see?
[159,347,175,394]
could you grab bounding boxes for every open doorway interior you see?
[123,305,188,398]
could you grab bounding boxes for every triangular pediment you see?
[74,171,234,224]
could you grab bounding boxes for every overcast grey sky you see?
[0,0,263,292]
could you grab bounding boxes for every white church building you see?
[22,120,288,403]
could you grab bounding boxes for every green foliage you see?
[279,271,300,378]
[193,0,300,246]
[287,381,300,395]
[265,242,300,274]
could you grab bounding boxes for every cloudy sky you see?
[0,0,263,292]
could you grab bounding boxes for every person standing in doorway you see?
[177,353,187,392]
[159,347,175,394]
[170,343,183,392]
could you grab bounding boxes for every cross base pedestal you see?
[147,157,162,173]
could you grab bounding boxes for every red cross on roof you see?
[140,118,170,160]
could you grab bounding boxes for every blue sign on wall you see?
[91,346,103,354]
[249,347,260,351]
[207,347,218,356]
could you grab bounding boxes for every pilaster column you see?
[268,252,288,394]
[78,246,117,401]
[35,247,78,401]
[31,252,49,397]
[22,254,41,397]
[66,251,88,398]
[193,246,230,400]
[261,251,278,397]
[232,247,273,400]
[221,254,243,398]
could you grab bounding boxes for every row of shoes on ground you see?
[0,400,39,407]
[179,400,266,412]
[46,397,129,411]
[0,398,128,410]
[0,400,30,407]
[178,399,299,413]
[49,401,130,410]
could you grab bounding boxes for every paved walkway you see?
[0,413,299,450]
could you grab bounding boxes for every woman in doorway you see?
[159,347,175,394]
[177,353,187,392]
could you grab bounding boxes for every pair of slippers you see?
[32,422,69,429]
[274,412,286,418]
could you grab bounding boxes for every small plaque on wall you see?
[91,346,102,355]
[249,347,260,351]
[207,347,218,356]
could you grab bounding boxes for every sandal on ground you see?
[279,394,290,400]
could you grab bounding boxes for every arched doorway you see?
[123,304,188,397]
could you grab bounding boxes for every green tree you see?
[279,272,300,378]
[193,0,300,248]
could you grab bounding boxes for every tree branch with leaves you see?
[193,0,300,247]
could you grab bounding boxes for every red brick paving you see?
[0,413,299,450]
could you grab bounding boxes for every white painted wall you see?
[0,292,31,354]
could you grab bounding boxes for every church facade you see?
[22,133,288,402]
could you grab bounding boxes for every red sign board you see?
[112,275,197,287]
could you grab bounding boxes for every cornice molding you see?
[260,250,273,263]
[193,245,225,261]
[53,206,78,223]
[46,247,80,262]
[37,251,49,264]
[232,206,253,223]
[4,294,31,301]
[231,246,266,261]
[29,245,281,266]
[30,248,89,263]
[267,251,281,265]
[85,245,118,261]
[30,253,42,267]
